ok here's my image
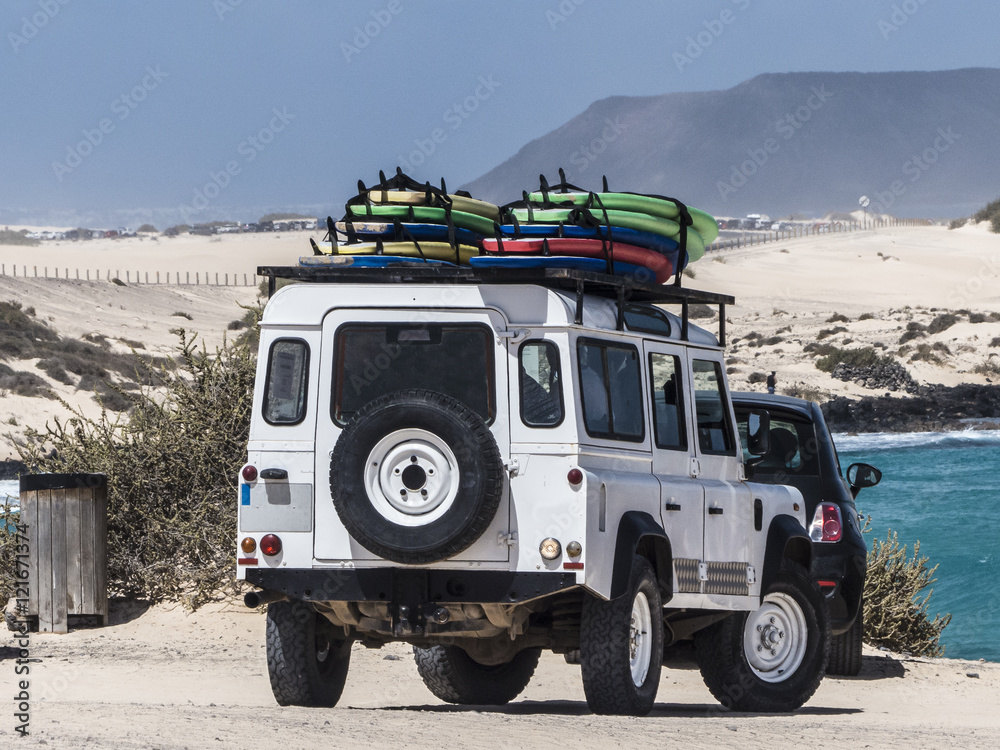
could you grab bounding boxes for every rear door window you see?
[649,352,687,451]
[519,341,564,427]
[263,339,309,425]
[578,339,644,442]
[333,324,495,425]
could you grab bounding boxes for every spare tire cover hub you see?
[365,428,459,525]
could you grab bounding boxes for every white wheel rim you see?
[743,592,808,683]
[629,591,653,687]
[363,428,460,527]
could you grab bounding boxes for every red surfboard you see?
[482,237,674,284]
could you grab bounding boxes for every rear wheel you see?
[695,560,829,712]
[413,645,540,705]
[266,600,352,707]
[827,604,863,676]
[579,555,663,715]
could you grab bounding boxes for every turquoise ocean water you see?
[837,429,1000,662]
[2,432,997,660]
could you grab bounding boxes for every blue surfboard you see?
[299,255,456,268]
[469,255,654,282]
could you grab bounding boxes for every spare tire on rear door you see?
[330,389,504,565]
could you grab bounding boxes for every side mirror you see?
[847,463,882,493]
[746,410,771,456]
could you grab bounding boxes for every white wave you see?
[833,428,1000,452]
[0,479,19,508]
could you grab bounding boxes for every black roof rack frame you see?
[257,265,735,345]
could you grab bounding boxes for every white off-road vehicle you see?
[238,265,829,715]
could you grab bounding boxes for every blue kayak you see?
[336,220,484,247]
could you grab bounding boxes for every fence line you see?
[0,265,261,286]
[704,217,923,253]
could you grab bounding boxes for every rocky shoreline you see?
[0,459,26,480]
[822,384,1000,433]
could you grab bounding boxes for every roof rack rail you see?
[256,265,735,345]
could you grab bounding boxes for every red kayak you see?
[482,237,674,284]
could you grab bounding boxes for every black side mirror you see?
[746,410,771,456]
[847,463,882,493]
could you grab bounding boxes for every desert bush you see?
[864,530,951,656]
[816,326,848,340]
[971,197,1000,233]
[762,335,784,346]
[35,358,74,385]
[137,224,157,233]
[927,313,958,334]
[803,342,838,357]
[15,329,258,607]
[948,218,967,230]
[683,268,696,279]
[0,370,54,398]
[968,312,986,324]
[689,303,716,319]
[899,329,926,344]
[782,383,825,402]
[815,346,887,373]
[973,358,1000,377]
[826,313,850,323]
[858,312,876,321]
[0,229,39,246]
[747,371,767,384]
[172,311,193,320]
[990,337,1000,348]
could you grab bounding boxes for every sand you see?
[1,601,997,749]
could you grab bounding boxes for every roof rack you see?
[257,265,735,345]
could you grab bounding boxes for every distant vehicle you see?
[756,220,772,230]
[732,392,882,676]
[216,224,241,234]
[258,220,275,232]
[242,223,260,233]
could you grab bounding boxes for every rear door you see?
[313,308,512,563]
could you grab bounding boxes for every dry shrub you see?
[864,530,951,656]
[15,326,258,607]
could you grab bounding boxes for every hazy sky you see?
[4,0,1000,226]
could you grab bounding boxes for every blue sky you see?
[3,0,1000,227]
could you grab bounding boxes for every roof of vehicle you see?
[258,266,731,346]
[730,391,817,420]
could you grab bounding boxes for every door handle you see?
[260,468,288,480]
[708,507,724,516]
[664,503,682,512]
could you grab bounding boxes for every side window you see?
[692,359,734,455]
[578,340,644,442]
[519,341,564,427]
[263,339,309,425]
[736,412,820,475]
[649,352,687,451]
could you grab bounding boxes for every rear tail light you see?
[809,503,843,543]
[259,534,282,556]
[242,465,258,482]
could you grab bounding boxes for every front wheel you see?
[266,600,352,707]
[579,555,663,715]
[695,560,829,712]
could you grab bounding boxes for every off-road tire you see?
[827,604,863,676]
[330,389,503,565]
[413,645,540,705]
[579,555,663,716]
[266,600,351,707]
[695,560,829,712]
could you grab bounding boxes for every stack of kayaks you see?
[302,167,719,285]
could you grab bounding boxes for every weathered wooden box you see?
[19,474,108,633]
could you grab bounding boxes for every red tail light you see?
[259,534,282,556]
[809,503,843,543]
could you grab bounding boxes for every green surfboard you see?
[347,204,495,236]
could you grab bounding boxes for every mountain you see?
[462,69,1000,219]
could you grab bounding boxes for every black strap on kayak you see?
[325,216,339,253]
[492,225,506,255]
[394,222,429,263]
[541,238,551,257]
[338,219,359,245]
[589,192,615,275]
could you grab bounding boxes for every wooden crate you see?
[20,474,108,633]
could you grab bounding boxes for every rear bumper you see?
[245,567,578,606]
[811,547,866,635]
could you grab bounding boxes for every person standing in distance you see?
[766,371,777,394]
